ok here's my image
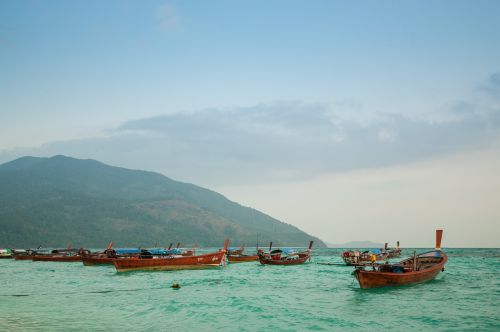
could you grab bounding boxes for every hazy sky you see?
[1,1,499,247]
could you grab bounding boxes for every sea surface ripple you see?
[1,248,499,331]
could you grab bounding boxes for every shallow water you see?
[1,248,499,331]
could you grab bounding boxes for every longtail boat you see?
[13,249,35,260]
[113,239,229,272]
[227,244,245,256]
[227,244,258,263]
[82,251,141,265]
[258,241,313,265]
[0,248,13,259]
[82,242,197,266]
[342,248,388,266]
[354,230,447,289]
[385,241,402,258]
[82,242,141,266]
[82,242,114,265]
[13,248,50,260]
[32,248,89,262]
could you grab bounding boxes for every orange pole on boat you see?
[413,250,417,271]
[308,240,314,250]
[223,238,229,251]
[107,241,114,250]
[435,229,443,250]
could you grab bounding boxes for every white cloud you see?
[1,74,499,188]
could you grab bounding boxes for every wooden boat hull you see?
[113,251,227,272]
[228,254,259,263]
[82,256,116,265]
[354,254,447,289]
[14,255,36,260]
[258,253,311,265]
[32,255,82,262]
[0,255,13,259]
[258,241,313,266]
[386,250,402,259]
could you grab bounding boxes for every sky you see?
[1,0,499,247]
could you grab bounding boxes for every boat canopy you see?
[142,248,183,255]
[164,248,183,255]
[51,248,79,254]
[270,248,296,255]
[114,248,141,255]
[29,249,51,254]
[418,250,443,258]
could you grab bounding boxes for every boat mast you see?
[435,229,443,250]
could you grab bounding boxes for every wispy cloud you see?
[478,72,500,104]
[156,3,181,31]
[1,74,499,186]
[115,97,499,179]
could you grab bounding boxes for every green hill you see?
[0,155,325,248]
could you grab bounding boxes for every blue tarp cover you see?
[418,250,442,258]
[143,248,183,255]
[164,248,183,255]
[114,248,141,255]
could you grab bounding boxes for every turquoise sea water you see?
[1,248,499,331]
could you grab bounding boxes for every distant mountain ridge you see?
[0,155,325,248]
